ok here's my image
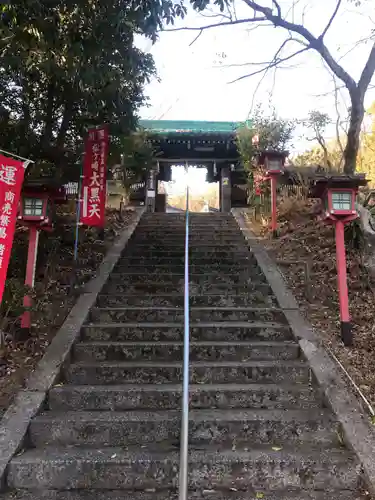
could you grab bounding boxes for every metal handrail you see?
[179,162,190,500]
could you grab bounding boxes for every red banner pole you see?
[79,125,108,228]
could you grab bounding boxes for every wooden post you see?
[146,169,156,212]
[335,219,352,346]
[220,165,231,212]
[21,226,39,331]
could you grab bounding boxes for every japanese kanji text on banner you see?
[80,126,109,227]
[0,155,27,303]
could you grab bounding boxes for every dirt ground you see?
[243,200,375,410]
[244,201,375,499]
[0,207,136,415]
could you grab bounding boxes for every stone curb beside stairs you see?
[232,207,375,496]
[0,207,144,489]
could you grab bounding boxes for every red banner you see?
[80,126,109,227]
[0,155,27,303]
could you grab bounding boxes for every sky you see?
[166,166,210,195]
[135,0,375,155]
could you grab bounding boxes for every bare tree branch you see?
[247,65,272,117]
[320,0,342,39]
[229,44,309,83]
[332,75,345,166]
[213,37,305,68]
[272,0,282,17]
[189,30,204,46]
[241,0,357,92]
[161,17,266,33]
[358,42,375,94]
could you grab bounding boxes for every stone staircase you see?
[4,213,361,499]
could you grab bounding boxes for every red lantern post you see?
[257,150,288,237]
[18,181,67,331]
[312,175,367,346]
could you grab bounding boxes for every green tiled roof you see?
[139,119,251,134]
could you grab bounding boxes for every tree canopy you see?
[1,0,373,179]
[294,101,375,185]
[0,0,176,178]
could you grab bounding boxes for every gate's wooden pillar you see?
[146,169,157,212]
[220,165,231,212]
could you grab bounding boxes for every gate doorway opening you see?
[161,166,219,213]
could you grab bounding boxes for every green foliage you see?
[296,110,341,170]
[295,101,375,178]
[236,127,257,173]
[0,278,35,341]
[251,106,295,153]
[0,0,169,176]
[119,131,156,187]
[357,102,375,185]
[236,105,294,173]
[305,111,331,138]
[293,143,343,169]
[236,106,294,208]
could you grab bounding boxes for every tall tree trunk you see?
[316,136,333,171]
[343,90,365,175]
[42,80,56,150]
[56,100,74,151]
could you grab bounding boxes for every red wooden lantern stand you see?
[256,150,288,237]
[312,175,367,346]
[17,180,66,332]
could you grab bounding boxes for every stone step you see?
[142,213,231,216]
[119,254,255,262]
[135,221,237,225]
[121,250,253,257]
[95,293,279,308]
[127,233,243,239]
[0,489,362,500]
[125,239,245,244]
[107,274,267,285]
[124,249,251,255]
[82,322,293,342]
[7,447,360,491]
[134,227,240,232]
[118,260,255,268]
[130,234,241,240]
[138,218,236,222]
[64,360,310,385]
[142,223,240,226]
[112,265,263,274]
[128,236,247,243]
[48,383,322,412]
[100,282,273,295]
[114,257,260,274]
[125,241,247,248]
[74,340,299,362]
[29,409,339,448]
[89,307,287,323]
[139,221,236,225]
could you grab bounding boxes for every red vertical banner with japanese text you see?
[80,125,109,227]
[0,155,27,303]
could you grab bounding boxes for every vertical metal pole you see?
[179,161,189,500]
[74,165,84,262]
